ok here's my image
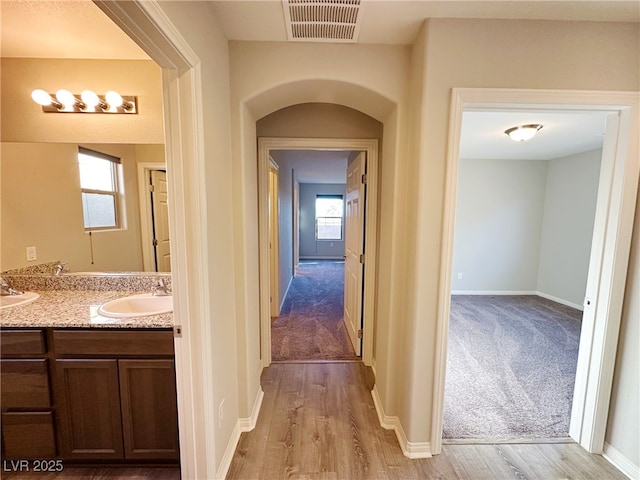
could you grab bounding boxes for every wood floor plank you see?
[226,362,628,480]
[445,444,523,480]
[533,443,628,480]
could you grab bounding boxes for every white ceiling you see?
[272,150,349,184]
[460,110,608,160]
[1,0,626,180]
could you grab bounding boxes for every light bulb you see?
[105,91,123,108]
[81,90,100,108]
[55,89,76,108]
[31,89,54,106]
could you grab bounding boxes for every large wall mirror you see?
[1,142,170,274]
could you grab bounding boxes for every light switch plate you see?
[26,246,37,261]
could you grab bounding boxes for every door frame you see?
[94,2,216,478]
[258,137,379,367]
[137,162,167,272]
[268,158,280,317]
[432,88,640,455]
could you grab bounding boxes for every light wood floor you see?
[227,362,626,480]
[3,362,626,480]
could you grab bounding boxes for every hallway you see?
[226,362,625,479]
[271,261,358,361]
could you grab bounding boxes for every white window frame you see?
[78,147,122,231]
[315,194,344,241]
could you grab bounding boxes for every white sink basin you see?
[98,293,173,318]
[0,291,40,310]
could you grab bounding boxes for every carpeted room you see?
[445,111,604,441]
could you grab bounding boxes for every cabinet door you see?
[118,359,179,460]
[55,359,124,460]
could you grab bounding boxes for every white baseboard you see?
[239,388,264,432]
[451,290,584,311]
[604,442,640,480]
[215,388,264,480]
[451,290,537,296]
[536,291,584,311]
[371,386,432,459]
[280,276,293,313]
[299,256,344,261]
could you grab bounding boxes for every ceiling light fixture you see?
[31,89,137,114]
[504,124,543,142]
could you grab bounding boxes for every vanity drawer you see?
[53,330,174,357]
[1,330,46,357]
[2,412,56,459]
[1,359,51,408]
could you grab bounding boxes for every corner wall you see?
[537,149,602,306]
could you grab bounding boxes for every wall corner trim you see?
[371,387,432,459]
[240,388,265,432]
[603,442,640,480]
[216,388,264,480]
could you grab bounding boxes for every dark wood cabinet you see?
[1,327,178,464]
[0,329,57,460]
[1,359,51,408]
[2,412,56,459]
[119,360,180,460]
[55,359,124,460]
[52,329,178,462]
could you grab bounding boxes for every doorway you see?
[138,163,171,272]
[258,138,379,368]
[268,150,366,361]
[433,89,640,455]
[443,109,606,441]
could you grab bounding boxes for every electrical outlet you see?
[218,398,225,428]
[457,272,463,280]
[26,246,37,261]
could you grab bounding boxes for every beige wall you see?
[607,192,640,466]
[230,41,411,437]
[1,58,163,144]
[156,2,240,472]
[230,20,640,461]
[1,142,165,272]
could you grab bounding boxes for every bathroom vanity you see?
[0,273,179,465]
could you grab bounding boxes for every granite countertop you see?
[0,290,173,329]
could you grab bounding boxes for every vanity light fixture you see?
[504,124,543,142]
[31,88,137,114]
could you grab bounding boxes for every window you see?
[78,147,121,230]
[315,195,344,240]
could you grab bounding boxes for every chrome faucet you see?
[0,276,23,296]
[151,278,171,296]
[53,262,68,276]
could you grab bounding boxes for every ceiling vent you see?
[283,0,363,43]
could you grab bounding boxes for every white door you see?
[344,152,366,356]
[151,170,171,272]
